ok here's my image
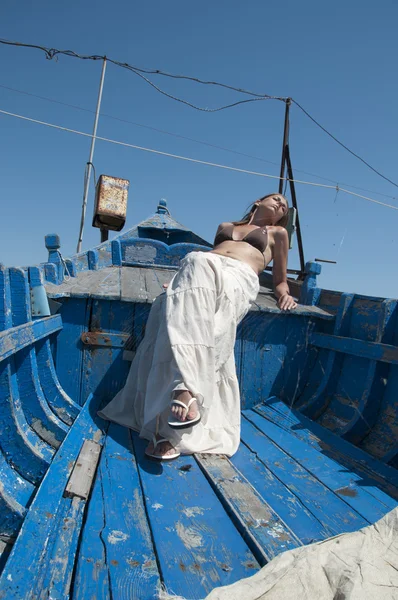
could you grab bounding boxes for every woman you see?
[98,193,297,460]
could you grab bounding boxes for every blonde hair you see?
[232,193,289,228]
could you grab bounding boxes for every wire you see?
[1,82,397,201]
[292,99,398,189]
[116,68,275,113]
[1,37,397,188]
[1,106,397,211]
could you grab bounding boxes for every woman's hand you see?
[277,293,297,311]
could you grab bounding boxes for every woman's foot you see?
[145,434,179,459]
[170,390,199,424]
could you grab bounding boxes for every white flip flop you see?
[168,397,201,430]
[144,435,181,461]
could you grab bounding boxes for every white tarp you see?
[205,507,398,600]
[161,507,398,600]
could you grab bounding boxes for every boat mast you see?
[278,98,306,278]
[76,57,107,253]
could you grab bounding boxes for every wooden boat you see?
[0,198,397,599]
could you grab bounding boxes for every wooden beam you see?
[0,315,62,364]
[310,332,398,365]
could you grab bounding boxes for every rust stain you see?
[45,512,54,519]
[127,559,140,567]
[110,560,118,566]
[243,561,257,569]
[336,486,357,498]
[179,562,186,572]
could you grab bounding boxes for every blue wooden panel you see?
[240,415,368,535]
[246,408,393,522]
[231,441,331,545]
[196,454,301,563]
[9,268,68,448]
[81,300,131,403]
[261,398,398,500]
[0,316,62,364]
[238,312,319,410]
[14,345,68,449]
[238,312,286,409]
[35,338,80,426]
[0,395,106,599]
[0,353,54,485]
[348,297,381,341]
[335,300,397,443]
[296,294,354,419]
[40,497,85,599]
[71,459,109,599]
[55,298,90,405]
[120,238,210,269]
[359,362,398,461]
[0,447,32,540]
[74,424,160,599]
[0,267,53,484]
[132,435,260,599]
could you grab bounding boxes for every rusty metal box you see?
[92,175,129,231]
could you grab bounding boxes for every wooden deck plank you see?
[72,461,109,599]
[230,441,331,545]
[0,395,105,599]
[74,423,160,600]
[144,270,164,302]
[260,398,398,502]
[121,267,148,302]
[41,496,85,600]
[132,434,260,600]
[46,268,121,300]
[65,440,102,500]
[196,454,301,563]
[246,408,394,523]
[240,416,368,536]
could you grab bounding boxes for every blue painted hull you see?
[0,201,396,598]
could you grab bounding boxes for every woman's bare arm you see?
[272,228,297,311]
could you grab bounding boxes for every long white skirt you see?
[98,251,260,456]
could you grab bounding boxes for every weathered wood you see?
[65,440,102,500]
[121,266,148,302]
[0,448,31,540]
[9,268,68,448]
[240,415,368,535]
[0,395,106,599]
[35,338,80,426]
[260,398,398,500]
[0,357,54,485]
[54,298,89,405]
[311,332,398,364]
[196,453,301,564]
[246,407,394,522]
[74,424,161,599]
[80,300,132,403]
[46,267,121,300]
[132,434,260,599]
[230,440,330,545]
[0,268,54,484]
[0,316,62,364]
[297,293,354,419]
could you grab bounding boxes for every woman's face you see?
[258,194,288,224]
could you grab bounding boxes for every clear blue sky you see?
[1,0,397,298]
